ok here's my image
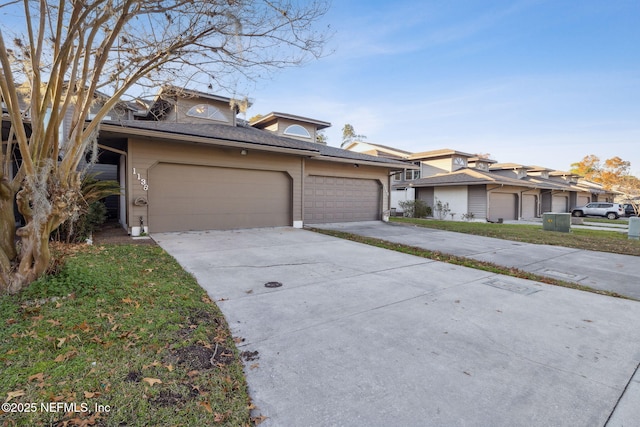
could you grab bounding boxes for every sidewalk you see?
[311,221,640,300]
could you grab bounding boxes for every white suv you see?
[571,202,625,220]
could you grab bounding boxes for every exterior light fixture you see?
[241,149,248,156]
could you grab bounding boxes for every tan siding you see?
[421,158,452,176]
[128,138,302,231]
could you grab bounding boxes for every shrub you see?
[52,173,121,243]
[54,200,108,243]
[398,199,432,218]
[434,198,451,220]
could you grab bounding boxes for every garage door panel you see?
[489,193,517,222]
[305,175,380,224]
[552,195,568,213]
[522,195,537,220]
[149,163,291,232]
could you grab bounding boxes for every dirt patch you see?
[152,389,186,407]
[174,344,235,371]
[125,370,142,383]
[92,222,156,246]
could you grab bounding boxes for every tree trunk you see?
[0,176,75,294]
[0,178,18,293]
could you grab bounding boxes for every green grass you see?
[311,228,634,300]
[390,217,640,256]
[0,245,253,426]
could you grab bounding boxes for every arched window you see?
[186,104,228,122]
[284,124,311,138]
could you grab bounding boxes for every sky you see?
[242,0,640,174]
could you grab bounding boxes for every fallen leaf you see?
[28,372,44,382]
[84,391,101,399]
[214,412,227,422]
[121,297,134,304]
[56,337,67,348]
[165,364,174,372]
[251,415,268,425]
[198,400,213,413]
[142,361,161,370]
[74,321,91,332]
[187,370,199,378]
[54,350,78,362]
[250,363,260,370]
[142,377,162,387]
[46,319,61,326]
[5,390,25,402]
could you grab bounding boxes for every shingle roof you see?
[406,168,538,188]
[316,144,408,166]
[103,119,321,152]
[101,120,406,166]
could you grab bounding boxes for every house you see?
[344,142,614,222]
[85,87,408,233]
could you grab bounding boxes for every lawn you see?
[390,217,640,256]
[0,244,254,426]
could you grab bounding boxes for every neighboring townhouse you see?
[4,87,409,233]
[344,142,613,222]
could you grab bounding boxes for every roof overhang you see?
[100,123,321,157]
[250,112,331,130]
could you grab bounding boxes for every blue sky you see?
[244,0,639,173]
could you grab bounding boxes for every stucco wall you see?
[390,187,415,212]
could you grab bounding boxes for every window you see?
[404,169,420,180]
[186,104,228,122]
[283,124,311,138]
[453,156,466,166]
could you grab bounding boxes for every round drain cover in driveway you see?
[264,282,283,288]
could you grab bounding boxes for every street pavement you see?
[154,226,640,427]
[312,221,640,300]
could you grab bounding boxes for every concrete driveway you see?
[154,227,640,427]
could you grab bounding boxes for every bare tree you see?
[0,0,329,293]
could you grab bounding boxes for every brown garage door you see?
[489,192,517,222]
[304,176,381,224]
[149,163,291,232]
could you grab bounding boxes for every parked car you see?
[571,202,625,220]
[624,203,639,217]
